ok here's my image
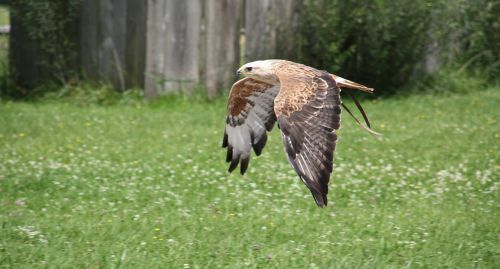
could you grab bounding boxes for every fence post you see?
[125,0,147,88]
[202,0,242,99]
[80,0,146,90]
[245,0,300,62]
[144,0,202,99]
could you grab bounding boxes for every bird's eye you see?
[245,67,253,72]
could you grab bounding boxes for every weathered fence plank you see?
[245,0,300,61]
[145,0,202,98]
[125,0,147,88]
[80,0,146,90]
[79,0,99,81]
[203,0,242,98]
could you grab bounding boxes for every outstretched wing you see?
[275,72,341,207]
[223,78,280,174]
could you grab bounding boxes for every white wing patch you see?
[223,79,280,174]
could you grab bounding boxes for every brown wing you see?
[223,78,280,174]
[275,72,341,207]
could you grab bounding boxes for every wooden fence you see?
[10,0,299,99]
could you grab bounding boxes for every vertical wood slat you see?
[245,0,300,62]
[79,0,99,80]
[203,0,242,98]
[145,0,202,98]
[244,0,272,61]
[80,0,146,90]
[99,0,127,90]
[125,0,147,88]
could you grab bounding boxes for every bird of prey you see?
[222,59,378,207]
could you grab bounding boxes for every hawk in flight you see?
[222,60,378,207]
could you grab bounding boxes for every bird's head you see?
[237,60,280,85]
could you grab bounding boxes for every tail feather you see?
[331,74,374,93]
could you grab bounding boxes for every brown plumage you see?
[222,59,377,207]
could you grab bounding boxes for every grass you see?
[0,85,499,268]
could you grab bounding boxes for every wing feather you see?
[275,72,341,207]
[223,78,280,174]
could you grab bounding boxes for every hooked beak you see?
[236,68,242,76]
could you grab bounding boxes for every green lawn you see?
[0,87,499,268]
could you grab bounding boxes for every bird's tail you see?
[331,74,374,93]
[331,74,382,136]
